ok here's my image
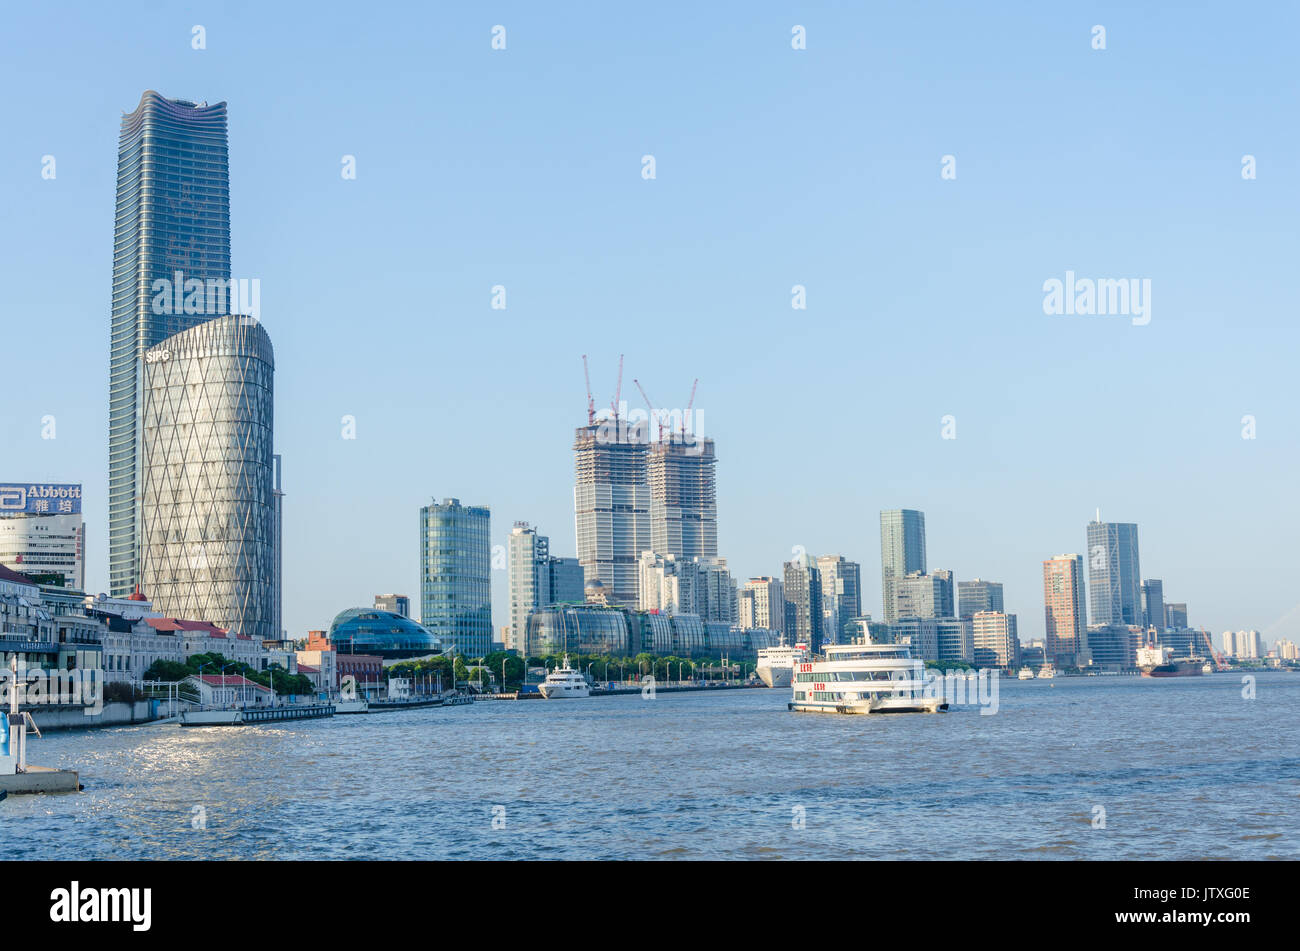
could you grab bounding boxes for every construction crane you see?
[1198,627,1230,671]
[610,354,624,421]
[684,378,699,436]
[581,355,595,426]
[633,378,663,442]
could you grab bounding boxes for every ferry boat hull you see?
[757,665,793,688]
[789,696,947,715]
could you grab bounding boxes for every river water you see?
[2,673,1296,860]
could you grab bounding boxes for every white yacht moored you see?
[1017,667,1035,680]
[537,655,591,699]
[789,643,947,715]
[756,637,810,688]
[1036,665,1056,679]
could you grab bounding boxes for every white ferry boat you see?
[1036,665,1056,679]
[756,638,810,688]
[1017,667,1035,680]
[789,643,946,715]
[537,655,591,699]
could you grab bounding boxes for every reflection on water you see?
[3,674,1297,860]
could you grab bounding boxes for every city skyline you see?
[4,6,1298,648]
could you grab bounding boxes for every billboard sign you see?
[0,483,82,515]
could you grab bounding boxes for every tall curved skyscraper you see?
[109,91,230,597]
[139,315,275,638]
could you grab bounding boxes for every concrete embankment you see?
[26,700,163,731]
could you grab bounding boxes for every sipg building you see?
[138,315,276,639]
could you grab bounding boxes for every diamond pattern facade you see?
[140,315,275,639]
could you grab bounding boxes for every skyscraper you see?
[815,555,861,646]
[1086,519,1141,626]
[880,509,926,623]
[783,553,823,653]
[972,611,1019,668]
[110,92,231,597]
[958,578,1004,618]
[138,315,275,637]
[573,418,650,607]
[509,523,585,650]
[420,499,492,657]
[1141,579,1165,632]
[648,435,717,562]
[1043,553,1088,667]
[1164,602,1188,630]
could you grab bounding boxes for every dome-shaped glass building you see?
[326,608,445,659]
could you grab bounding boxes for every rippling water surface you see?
[3,674,1297,859]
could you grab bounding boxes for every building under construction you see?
[648,434,717,562]
[573,421,650,609]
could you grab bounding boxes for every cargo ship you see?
[1142,658,1205,678]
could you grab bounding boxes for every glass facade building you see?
[110,92,231,597]
[526,604,630,657]
[138,315,275,638]
[573,421,650,608]
[327,608,444,659]
[420,498,492,657]
[1086,520,1142,627]
[880,509,926,623]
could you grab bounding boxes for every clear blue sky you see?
[2,2,1297,646]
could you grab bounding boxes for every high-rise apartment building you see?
[783,554,824,653]
[648,435,717,562]
[740,577,785,633]
[573,419,650,608]
[138,316,275,638]
[420,498,492,657]
[958,578,1004,618]
[110,92,232,597]
[972,611,1019,668]
[1141,579,1165,632]
[880,509,926,623]
[1043,553,1088,666]
[1086,519,1141,626]
[815,554,861,646]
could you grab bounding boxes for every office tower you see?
[880,509,926,623]
[510,523,587,652]
[740,577,785,633]
[420,498,492,657]
[509,523,550,650]
[648,435,717,562]
[972,611,1019,668]
[1086,518,1141,626]
[783,554,823,653]
[887,616,972,663]
[958,578,1004,618]
[1140,579,1164,632]
[138,315,275,637]
[1164,603,1188,630]
[893,569,955,620]
[1043,553,1088,667]
[374,594,410,618]
[110,92,231,597]
[0,483,86,589]
[573,420,650,608]
[816,554,861,646]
